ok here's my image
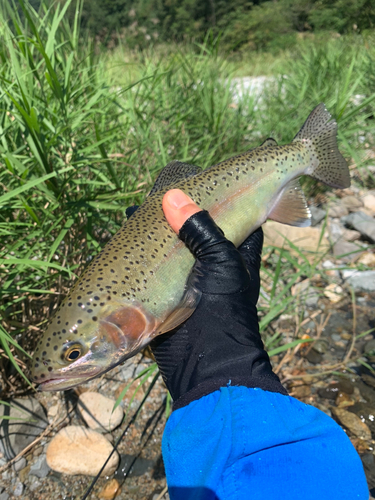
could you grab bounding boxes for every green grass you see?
[1,0,375,395]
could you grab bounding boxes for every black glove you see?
[150,211,287,410]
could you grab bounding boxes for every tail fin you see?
[293,103,350,189]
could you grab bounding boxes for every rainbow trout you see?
[31,104,350,390]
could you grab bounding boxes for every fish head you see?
[31,291,156,391]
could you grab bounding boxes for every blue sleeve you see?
[162,386,368,500]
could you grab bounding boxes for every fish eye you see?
[64,344,83,362]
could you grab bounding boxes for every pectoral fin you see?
[155,285,201,335]
[268,178,311,227]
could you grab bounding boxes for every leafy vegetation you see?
[64,0,375,52]
[0,0,375,397]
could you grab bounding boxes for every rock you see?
[362,192,375,214]
[318,380,355,399]
[342,196,363,212]
[305,349,323,364]
[331,407,372,439]
[310,206,326,226]
[357,252,375,267]
[343,229,361,241]
[13,456,27,472]
[78,392,123,432]
[0,397,48,460]
[13,482,24,497]
[324,283,344,303]
[328,203,348,218]
[305,292,319,307]
[291,385,311,399]
[322,260,341,278]
[98,478,121,499]
[335,392,354,408]
[344,270,375,292]
[361,454,375,491]
[312,339,328,354]
[0,492,9,500]
[263,221,329,260]
[291,278,310,296]
[114,454,156,479]
[333,240,362,262]
[348,403,375,435]
[362,374,375,389]
[29,454,50,478]
[46,425,119,476]
[351,437,370,454]
[341,211,375,242]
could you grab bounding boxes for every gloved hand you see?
[150,189,287,410]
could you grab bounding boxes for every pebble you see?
[331,407,372,439]
[348,403,375,435]
[291,385,311,399]
[98,478,121,499]
[362,192,375,213]
[312,339,328,354]
[29,454,50,478]
[46,425,119,476]
[357,252,375,267]
[344,270,375,292]
[0,397,48,460]
[305,349,323,364]
[362,374,375,389]
[341,211,375,242]
[343,229,361,241]
[324,283,344,303]
[13,456,27,472]
[13,482,24,497]
[310,206,326,226]
[0,492,9,500]
[333,240,362,261]
[328,203,348,218]
[342,195,364,212]
[335,392,354,408]
[78,392,124,432]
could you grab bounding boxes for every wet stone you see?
[331,407,372,439]
[98,478,121,499]
[348,403,375,435]
[114,454,156,479]
[318,380,355,399]
[361,454,375,491]
[335,392,354,408]
[362,374,375,389]
[304,349,323,364]
[312,339,328,354]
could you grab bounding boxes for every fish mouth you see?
[36,366,104,392]
[37,376,93,391]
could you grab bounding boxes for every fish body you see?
[31,104,350,391]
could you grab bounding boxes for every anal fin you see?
[268,178,311,227]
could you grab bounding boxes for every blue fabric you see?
[162,386,368,500]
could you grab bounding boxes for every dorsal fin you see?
[268,178,311,227]
[260,138,278,148]
[148,160,202,196]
